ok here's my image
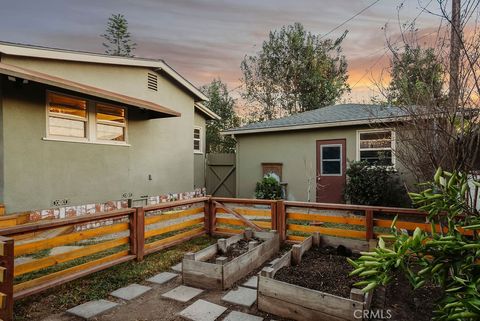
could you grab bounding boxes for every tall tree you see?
[102,14,136,57]
[386,45,446,106]
[241,22,349,121]
[201,79,240,153]
[376,1,480,183]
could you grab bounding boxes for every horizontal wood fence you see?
[0,196,477,320]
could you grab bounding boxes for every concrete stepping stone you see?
[147,272,178,284]
[162,285,203,302]
[223,311,263,321]
[110,283,151,300]
[178,299,227,321]
[242,276,258,289]
[171,262,182,272]
[67,299,118,319]
[222,286,257,307]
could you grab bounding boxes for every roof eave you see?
[0,62,181,118]
[0,42,208,102]
[194,103,221,120]
[222,117,408,135]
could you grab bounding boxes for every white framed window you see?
[321,144,343,176]
[46,91,128,145]
[95,103,126,142]
[47,92,88,141]
[193,126,202,153]
[356,129,395,166]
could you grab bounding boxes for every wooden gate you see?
[206,153,236,197]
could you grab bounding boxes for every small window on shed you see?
[147,73,158,91]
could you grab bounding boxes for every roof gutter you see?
[222,116,410,135]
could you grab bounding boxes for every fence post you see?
[0,237,14,321]
[135,207,145,261]
[210,199,217,234]
[270,201,277,230]
[204,198,212,235]
[365,209,374,241]
[128,209,138,260]
[276,201,286,242]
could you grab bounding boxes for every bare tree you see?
[374,0,480,184]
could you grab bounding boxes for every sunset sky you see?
[0,0,446,103]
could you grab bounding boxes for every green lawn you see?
[14,235,217,321]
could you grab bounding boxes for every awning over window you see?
[0,62,181,118]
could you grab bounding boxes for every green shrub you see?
[255,174,282,200]
[349,169,480,320]
[344,161,409,207]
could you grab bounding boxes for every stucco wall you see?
[235,126,411,202]
[0,56,198,213]
[193,111,206,189]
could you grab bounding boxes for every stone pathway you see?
[110,284,151,300]
[66,299,118,319]
[221,286,258,308]
[162,285,204,303]
[50,255,282,321]
[242,276,258,289]
[147,271,179,284]
[223,311,263,321]
[178,299,227,321]
[171,262,182,272]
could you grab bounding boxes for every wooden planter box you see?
[182,229,280,290]
[258,233,373,321]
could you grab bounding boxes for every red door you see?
[316,139,346,203]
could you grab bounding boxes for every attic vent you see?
[147,73,158,91]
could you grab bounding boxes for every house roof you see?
[0,62,180,118]
[195,102,221,120]
[223,104,409,135]
[0,41,208,102]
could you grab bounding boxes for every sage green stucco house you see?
[224,104,410,203]
[0,42,219,213]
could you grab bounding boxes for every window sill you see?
[194,151,204,155]
[42,137,131,147]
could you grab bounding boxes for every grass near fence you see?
[14,235,217,321]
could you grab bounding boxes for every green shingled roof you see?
[224,104,408,134]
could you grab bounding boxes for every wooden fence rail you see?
[0,196,476,320]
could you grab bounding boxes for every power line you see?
[319,0,382,40]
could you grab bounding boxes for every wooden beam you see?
[213,201,262,232]
[0,208,135,236]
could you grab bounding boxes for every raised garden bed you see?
[182,229,280,290]
[258,233,373,321]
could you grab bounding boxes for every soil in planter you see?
[274,246,360,298]
[207,237,264,263]
[372,271,442,321]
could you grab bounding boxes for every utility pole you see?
[449,0,461,108]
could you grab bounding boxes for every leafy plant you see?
[349,168,480,320]
[344,161,410,207]
[241,22,349,122]
[254,175,282,200]
[200,79,240,153]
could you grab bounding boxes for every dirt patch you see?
[373,272,442,321]
[207,237,264,263]
[274,246,360,298]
